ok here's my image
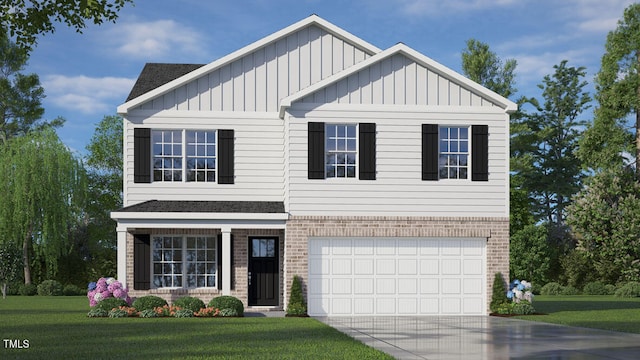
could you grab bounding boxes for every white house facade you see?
[111,15,515,316]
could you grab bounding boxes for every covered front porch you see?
[111,200,288,308]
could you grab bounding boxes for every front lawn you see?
[0,296,392,359]
[514,295,640,333]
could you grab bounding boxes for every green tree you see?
[523,60,590,227]
[0,30,62,144]
[578,3,640,178]
[461,38,517,98]
[0,242,21,298]
[84,115,122,278]
[509,224,555,286]
[0,0,134,51]
[0,128,86,284]
[566,168,640,283]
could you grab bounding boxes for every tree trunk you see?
[2,283,6,299]
[23,228,32,285]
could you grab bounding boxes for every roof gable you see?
[126,63,205,101]
[118,15,381,114]
[280,43,517,116]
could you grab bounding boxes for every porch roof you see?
[117,200,285,214]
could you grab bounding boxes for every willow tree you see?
[579,3,640,178]
[0,128,86,284]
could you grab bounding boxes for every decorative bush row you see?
[9,280,87,296]
[540,281,639,297]
[87,293,243,318]
[490,273,536,315]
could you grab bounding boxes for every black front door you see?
[248,237,279,306]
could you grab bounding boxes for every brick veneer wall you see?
[283,216,509,313]
[125,228,285,308]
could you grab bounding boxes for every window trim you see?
[151,129,218,184]
[324,123,358,180]
[438,126,470,181]
[151,235,218,290]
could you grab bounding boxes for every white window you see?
[325,124,357,178]
[152,236,217,288]
[439,127,469,179]
[153,130,217,182]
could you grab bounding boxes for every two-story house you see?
[111,15,515,316]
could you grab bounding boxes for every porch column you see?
[117,229,127,287]
[221,226,232,295]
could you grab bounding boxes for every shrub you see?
[490,273,508,313]
[218,308,238,317]
[561,286,580,295]
[63,284,84,296]
[208,296,243,317]
[108,307,130,318]
[614,282,640,298]
[605,284,617,295]
[139,309,159,318]
[19,283,37,296]
[95,297,128,312]
[174,309,194,318]
[512,301,535,315]
[87,277,130,307]
[87,308,108,317]
[495,302,513,315]
[194,307,220,317]
[173,296,205,313]
[583,281,608,295]
[540,282,564,295]
[132,295,167,312]
[287,275,307,316]
[37,280,63,296]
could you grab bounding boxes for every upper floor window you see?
[439,127,469,180]
[325,124,357,178]
[153,130,217,182]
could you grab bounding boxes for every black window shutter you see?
[217,234,235,290]
[472,125,489,181]
[133,234,150,290]
[308,122,325,179]
[134,128,151,183]
[422,124,439,181]
[359,123,376,180]
[218,130,234,184]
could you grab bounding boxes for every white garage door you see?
[308,237,486,316]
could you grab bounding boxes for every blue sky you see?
[23,0,636,154]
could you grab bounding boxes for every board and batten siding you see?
[285,104,509,217]
[123,111,284,206]
[299,53,497,108]
[134,25,373,114]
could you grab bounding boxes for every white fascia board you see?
[117,15,382,115]
[279,43,518,117]
[111,211,289,221]
[115,218,287,232]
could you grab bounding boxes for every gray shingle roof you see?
[118,200,286,214]
[126,63,205,101]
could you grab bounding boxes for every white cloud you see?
[42,75,136,114]
[103,19,207,60]
[392,0,518,16]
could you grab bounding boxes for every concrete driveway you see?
[317,316,640,359]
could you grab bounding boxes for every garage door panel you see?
[441,259,461,275]
[420,278,439,294]
[376,259,396,274]
[377,278,396,294]
[420,259,439,275]
[354,298,374,314]
[354,278,374,294]
[308,237,485,316]
[332,278,352,294]
[399,259,417,274]
[332,259,352,275]
[398,278,417,294]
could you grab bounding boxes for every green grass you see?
[514,295,640,333]
[0,296,393,359]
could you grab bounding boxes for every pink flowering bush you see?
[87,277,131,307]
